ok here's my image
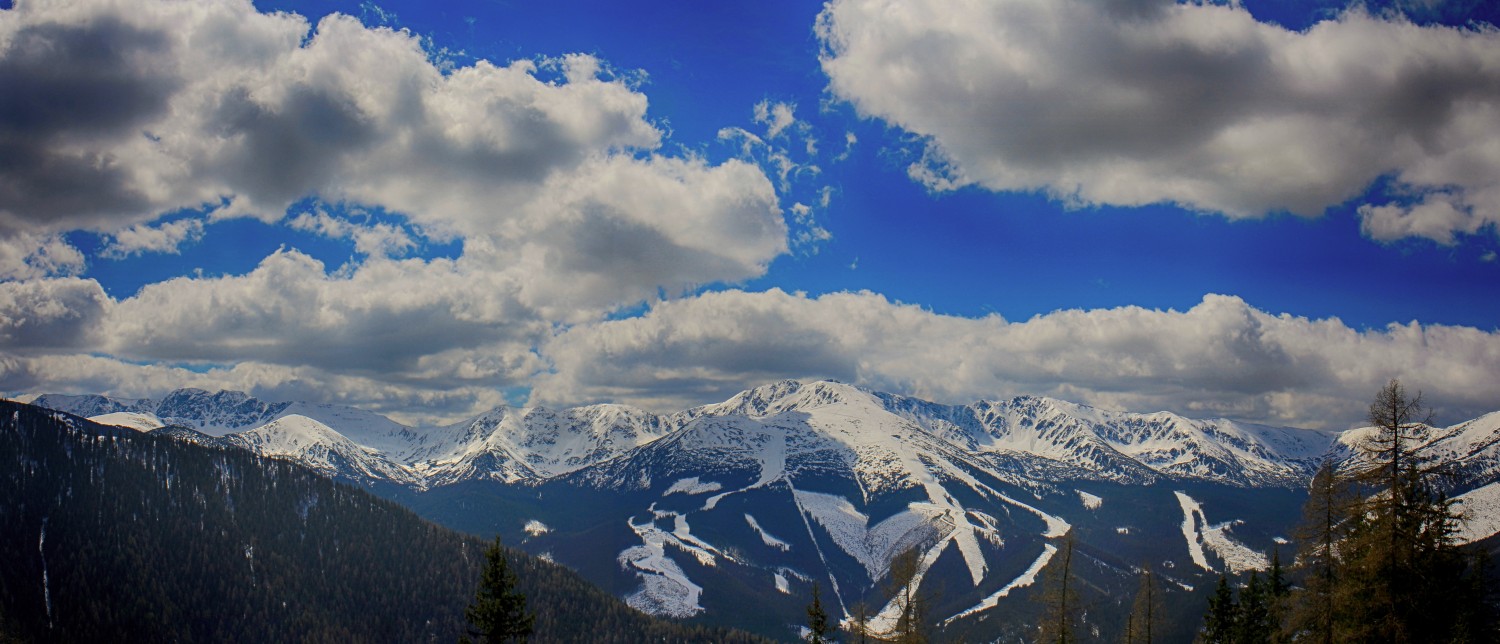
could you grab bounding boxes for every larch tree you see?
[1037,537,1080,644]
[1344,379,1465,642]
[1288,462,1358,644]
[1123,564,1164,644]
[886,547,929,644]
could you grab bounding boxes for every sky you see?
[1,0,1499,429]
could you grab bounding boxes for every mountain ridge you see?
[18,381,1500,641]
[24,379,1471,492]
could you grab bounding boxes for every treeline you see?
[983,380,1499,644]
[1198,380,1496,643]
[0,402,766,643]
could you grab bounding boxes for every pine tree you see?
[463,536,534,643]
[805,582,830,644]
[1202,574,1237,644]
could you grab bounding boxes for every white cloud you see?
[0,0,784,307]
[535,289,1500,428]
[285,209,417,258]
[0,233,85,279]
[817,0,1500,243]
[0,277,109,351]
[0,352,504,424]
[103,248,544,379]
[101,218,205,258]
[0,0,791,414]
[753,99,799,140]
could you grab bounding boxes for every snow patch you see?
[618,517,705,618]
[1117,527,1131,535]
[1456,481,1500,543]
[1077,490,1103,510]
[1174,491,1268,573]
[88,411,164,432]
[793,490,936,579]
[774,572,790,594]
[524,520,550,537]
[745,513,791,551]
[1202,520,1269,574]
[944,543,1057,624]
[1174,491,1213,572]
[665,477,723,496]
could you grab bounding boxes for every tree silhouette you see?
[463,536,534,643]
[805,582,830,643]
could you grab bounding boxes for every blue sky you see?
[2,0,1498,428]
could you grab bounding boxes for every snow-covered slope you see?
[409,403,674,485]
[226,415,419,485]
[88,411,165,432]
[25,381,1500,638]
[32,381,1500,498]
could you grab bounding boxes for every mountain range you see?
[24,380,1500,641]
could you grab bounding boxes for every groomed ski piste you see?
[1175,491,1269,574]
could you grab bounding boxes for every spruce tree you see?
[463,537,534,643]
[1265,549,1290,643]
[1234,572,1270,644]
[805,582,830,644]
[1202,574,1237,644]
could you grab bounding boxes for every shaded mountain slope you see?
[0,402,767,643]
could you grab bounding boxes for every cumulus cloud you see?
[0,0,790,415]
[535,289,1500,428]
[0,232,85,279]
[818,0,1500,243]
[0,277,108,351]
[103,248,543,378]
[0,352,505,424]
[285,209,417,258]
[100,218,205,258]
[0,0,784,304]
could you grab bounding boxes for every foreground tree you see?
[1037,537,1080,644]
[1287,462,1358,644]
[1123,565,1164,644]
[805,583,830,644]
[845,601,872,644]
[1260,380,1496,643]
[1342,379,1467,642]
[1201,574,1237,644]
[886,547,929,643]
[463,537,535,643]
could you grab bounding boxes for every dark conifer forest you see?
[0,402,766,643]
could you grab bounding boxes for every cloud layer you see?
[535,289,1500,429]
[0,0,789,419]
[818,0,1500,243]
[2,0,1494,430]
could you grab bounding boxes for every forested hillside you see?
[0,402,767,643]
